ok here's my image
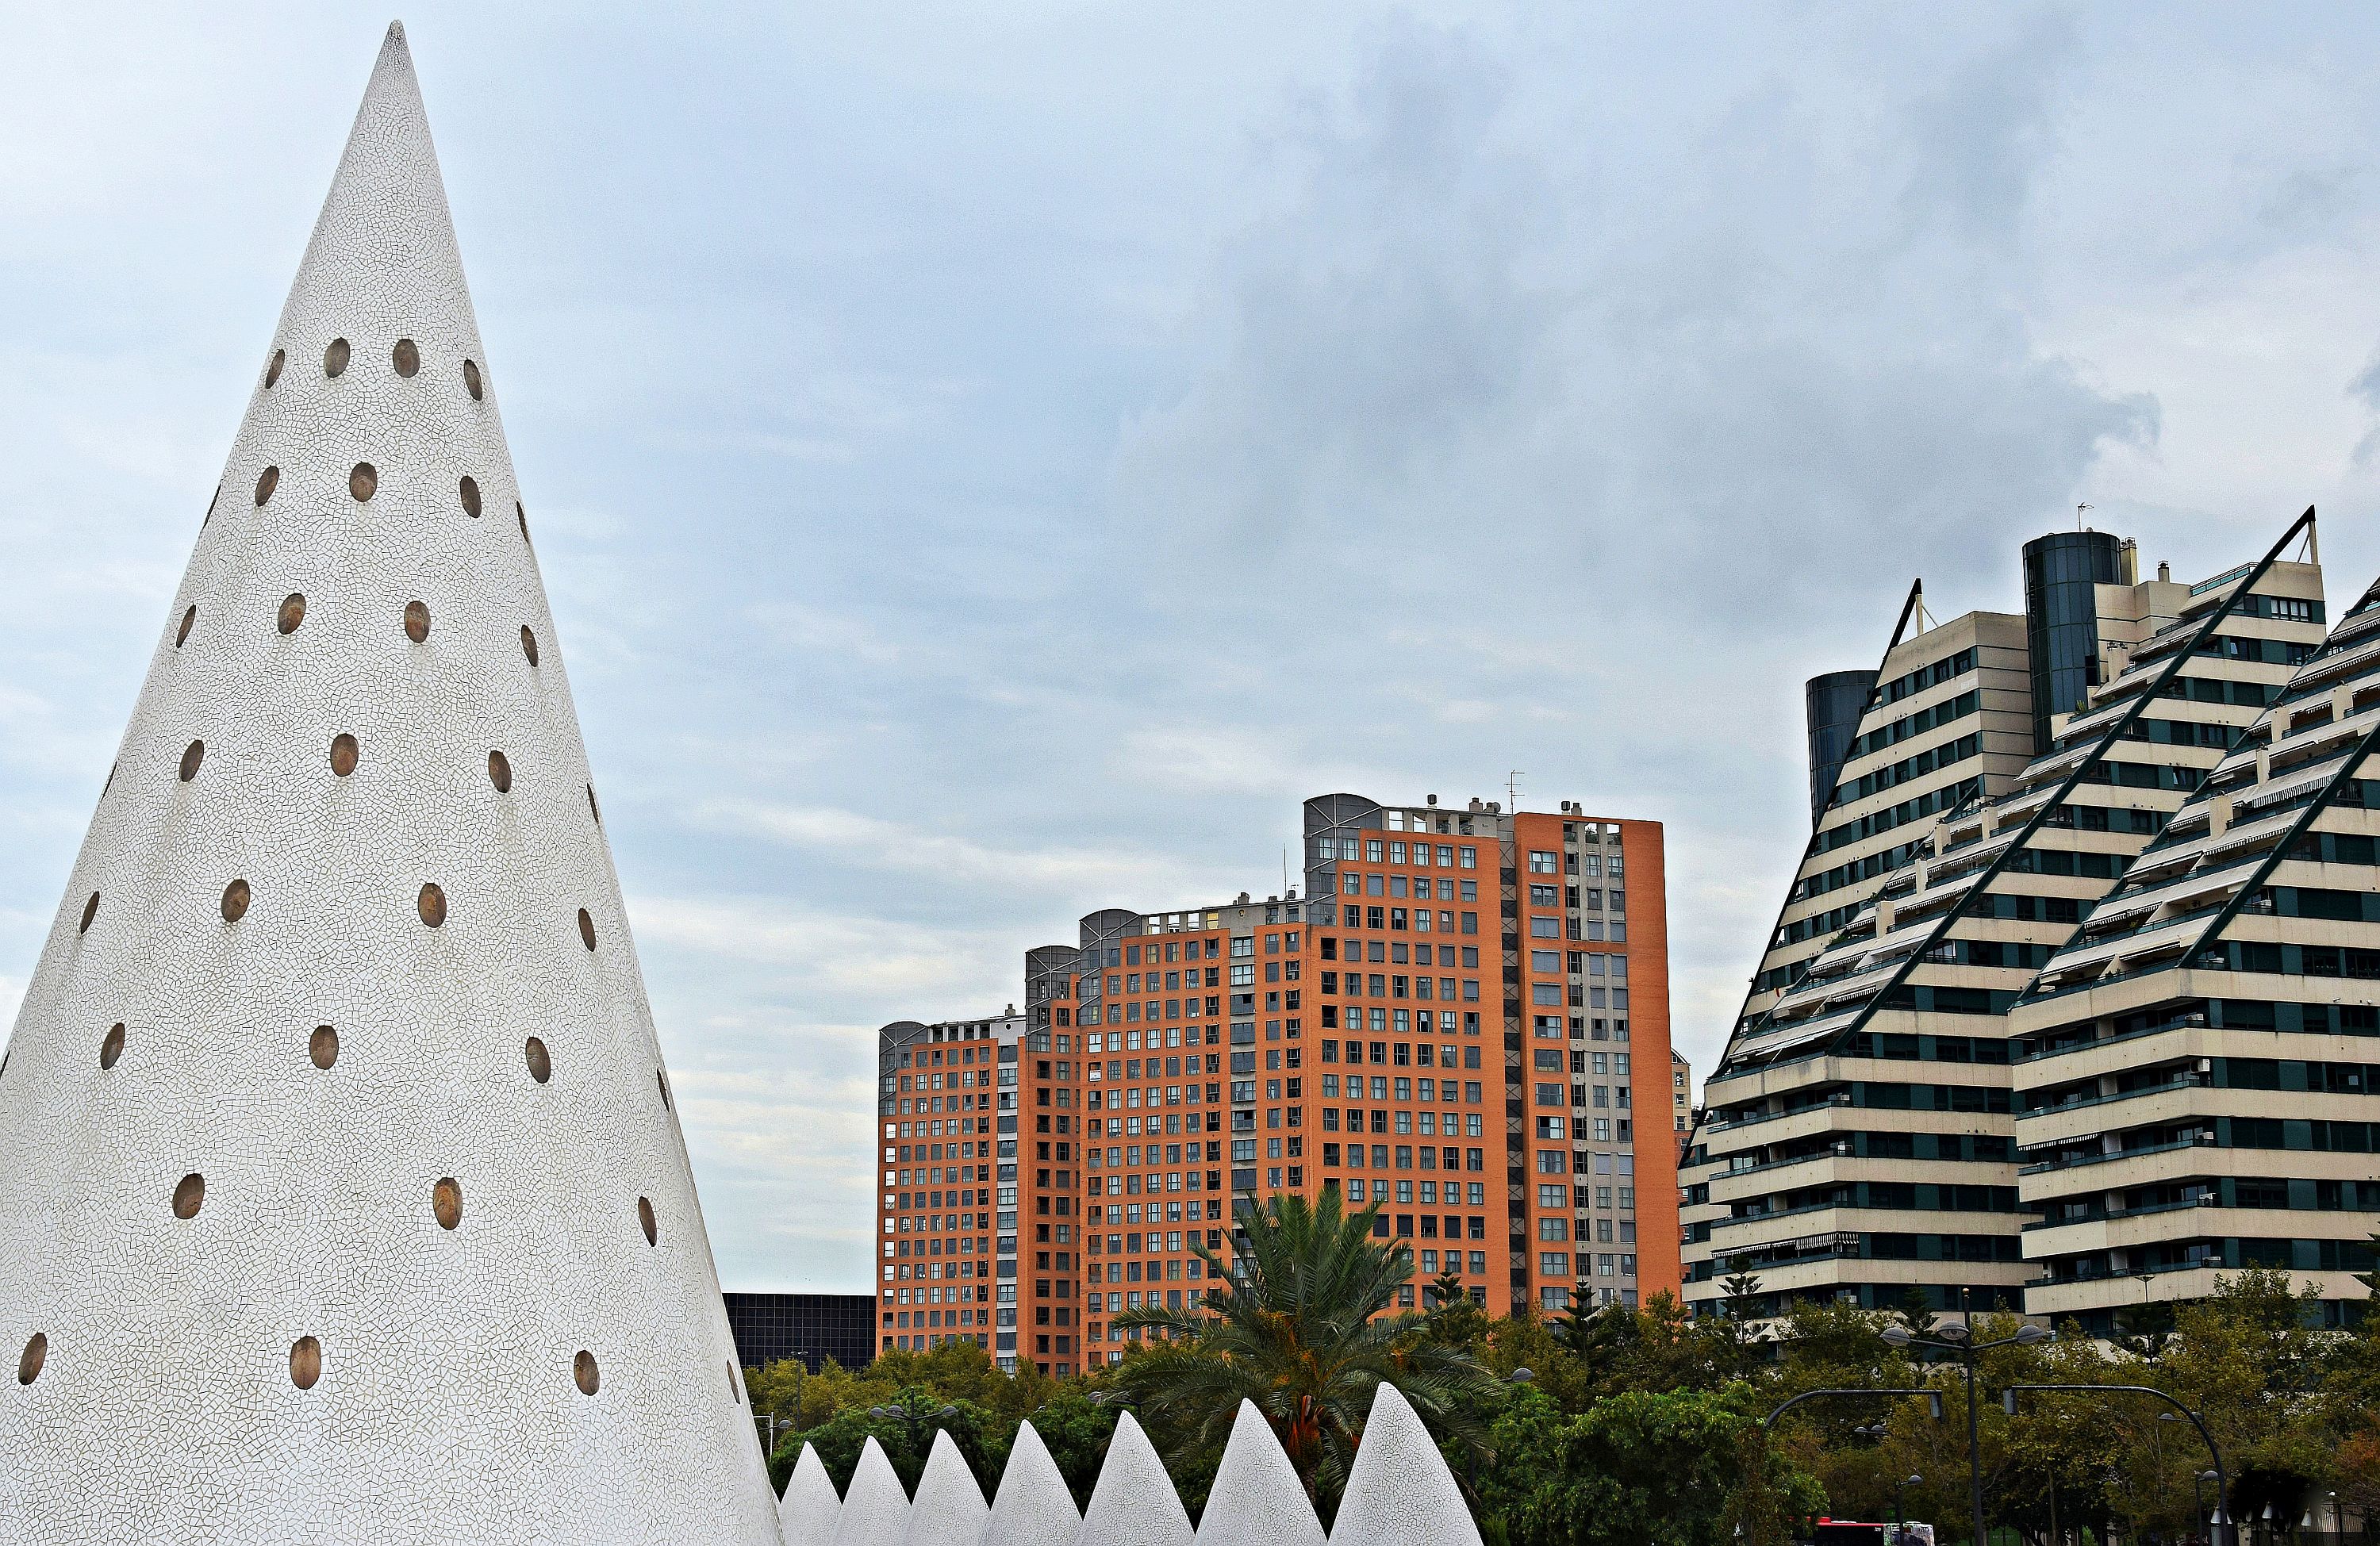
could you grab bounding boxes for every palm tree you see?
[1108,1188,1495,1509]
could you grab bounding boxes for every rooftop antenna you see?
[1282,847,1290,898]
[1507,769,1524,808]
[2078,502,2091,531]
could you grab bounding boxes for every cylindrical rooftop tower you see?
[1803,669,1876,824]
[2022,529,2126,753]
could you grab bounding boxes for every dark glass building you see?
[723,1291,876,1374]
[1803,669,1879,825]
[2021,530,2129,753]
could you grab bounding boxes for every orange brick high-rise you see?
[874,791,1679,1375]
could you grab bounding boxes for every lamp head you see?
[1937,1322,1970,1345]
[2011,1324,2050,1346]
[1510,1368,1535,1383]
[1880,1325,1913,1349]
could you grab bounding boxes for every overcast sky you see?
[8,3,2380,1293]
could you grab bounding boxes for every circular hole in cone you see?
[171,1172,205,1219]
[574,1350,599,1395]
[278,594,306,635]
[403,600,430,643]
[488,750,512,793]
[524,1036,551,1084]
[100,1023,125,1070]
[264,349,286,388]
[221,879,251,923]
[637,1196,657,1246]
[349,462,377,502]
[290,1337,321,1390]
[78,893,99,934]
[459,476,482,518]
[254,466,278,506]
[309,1026,339,1069]
[578,909,596,951]
[392,338,419,378]
[17,1333,45,1386]
[432,1177,463,1230]
[418,884,447,929]
[176,606,196,648]
[330,734,359,777]
[179,740,204,783]
[324,338,350,378]
[463,359,483,401]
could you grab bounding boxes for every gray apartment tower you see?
[1682,515,2374,1331]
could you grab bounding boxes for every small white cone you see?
[906,1431,991,1546]
[780,1443,842,1546]
[1326,1385,1480,1546]
[985,1420,1081,1546]
[1075,1412,1192,1546]
[833,1437,914,1546]
[1196,1401,1325,1546]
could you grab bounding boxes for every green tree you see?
[1721,1257,1770,1376]
[1020,1390,1122,1509]
[1480,1383,1825,1546]
[767,1385,1010,1496]
[1111,1188,1496,1511]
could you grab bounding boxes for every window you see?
[1537,1218,1568,1241]
[1530,917,1560,938]
[1528,850,1558,874]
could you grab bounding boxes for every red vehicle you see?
[1811,1521,1933,1546]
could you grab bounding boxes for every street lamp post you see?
[867,1389,961,1453]
[1894,1474,1923,1546]
[2002,1386,2228,1546]
[1879,1286,2050,1546]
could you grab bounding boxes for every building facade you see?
[723,1292,877,1375]
[875,792,1680,1376]
[2011,567,2380,1328]
[874,1011,1024,1365]
[1681,520,2374,1329]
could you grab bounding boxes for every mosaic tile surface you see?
[1195,1402,1324,1546]
[0,24,781,1544]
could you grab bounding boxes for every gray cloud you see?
[9,3,2380,1292]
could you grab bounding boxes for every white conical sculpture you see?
[1325,1385,1479,1546]
[906,1430,991,1546]
[782,1442,844,1546]
[835,1437,915,1546]
[1076,1412,1193,1546]
[0,23,779,1545]
[1196,1401,1326,1546]
[984,1419,1081,1546]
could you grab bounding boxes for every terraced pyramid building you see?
[0,25,782,1543]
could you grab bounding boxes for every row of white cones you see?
[777,1383,1480,1546]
